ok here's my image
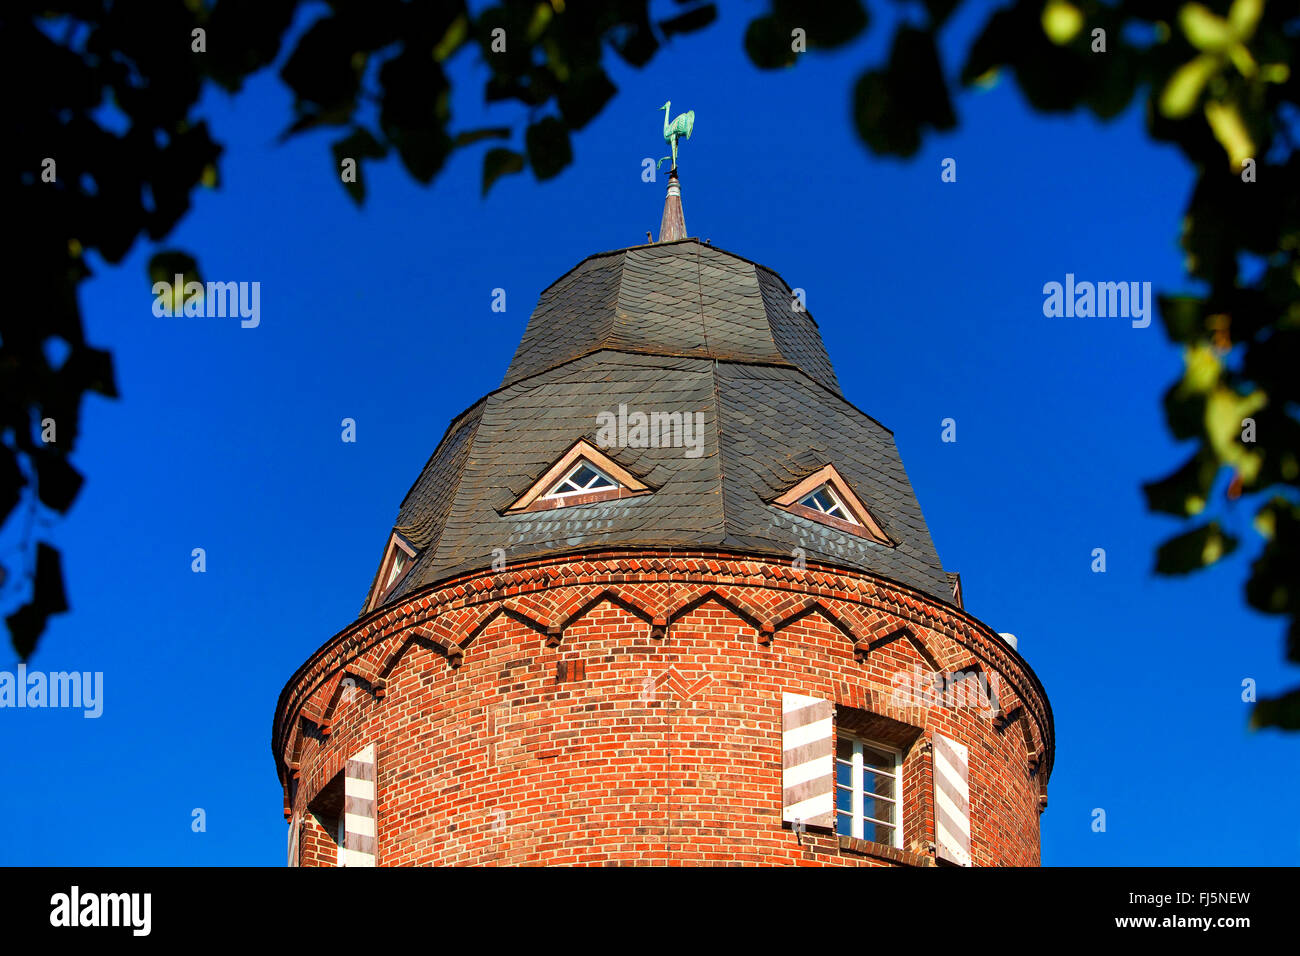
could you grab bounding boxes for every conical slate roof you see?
[367,237,952,611]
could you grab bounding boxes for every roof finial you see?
[656,101,694,243]
[658,168,687,243]
[657,101,695,173]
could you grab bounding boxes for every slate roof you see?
[367,238,951,612]
[502,240,840,394]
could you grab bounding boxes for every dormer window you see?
[773,464,893,546]
[504,439,652,515]
[367,532,418,612]
[544,461,618,500]
[385,548,409,589]
[797,485,856,524]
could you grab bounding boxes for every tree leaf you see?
[32,450,84,514]
[1180,3,1235,53]
[482,147,525,196]
[1228,0,1264,38]
[1155,522,1239,575]
[1142,449,1218,517]
[524,117,572,181]
[148,249,201,288]
[279,17,362,114]
[659,4,718,38]
[434,14,470,62]
[454,127,512,148]
[377,52,453,183]
[1158,294,1207,344]
[745,15,798,70]
[60,345,118,399]
[1159,54,1219,119]
[1245,499,1300,620]
[556,67,617,131]
[1204,100,1254,168]
[1205,385,1266,482]
[331,127,388,205]
[1251,686,1300,731]
[5,543,69,660]
[1041,1,1083,46]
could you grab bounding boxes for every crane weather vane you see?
[657,101,695,172]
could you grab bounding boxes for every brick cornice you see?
[271,549,1054,795]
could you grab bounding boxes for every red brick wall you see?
[298,811,338,868]
[273,552,1053,866]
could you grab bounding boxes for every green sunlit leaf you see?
[1205,100,1254,168]
[1180,3,1235,53]
[1227,0,1264,39]
[1042,0,1083,46]
[1160,54,1219,118]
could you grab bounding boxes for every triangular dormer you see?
[772,464,893,546]
[504,439,651,515]
[366,531,418,612]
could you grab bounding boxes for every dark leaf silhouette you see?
[6,545,68,660]
[483,148,526,196]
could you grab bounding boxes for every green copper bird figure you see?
[658,101,694,171]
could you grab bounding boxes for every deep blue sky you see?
[3,2,1294,866]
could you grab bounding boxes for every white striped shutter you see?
[342,744,377,867]
[933,733,971,866]
[287,811,299,868]
[781,692,835,828]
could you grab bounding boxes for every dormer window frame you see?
[367,531,418,612]
[504,439,652,515]
[772,464,894,546]
[543,460,620,501]
[797,483,857,523]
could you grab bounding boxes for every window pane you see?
[836,737,853,761]
[862,821,895,845]
[836,812,852,837]
[863,769,895,800]
[835,785,852,815]
[836,760,852,788]
[863,794,895,825]
[387,551,407,587]
[861,744,894,771]
[547,461,619,498]
[799,488,836,513]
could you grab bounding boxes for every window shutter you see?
[933,733,971,866]
[343,744,377,867]
[781,692,834,828]
[287,811,299,868]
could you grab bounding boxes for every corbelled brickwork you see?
[273,551,1053,866]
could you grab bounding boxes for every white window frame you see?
[835,735,903,848]
[798,484,860,525]
[542,459,619,501]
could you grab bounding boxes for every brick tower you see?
[273,175,1054,867]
